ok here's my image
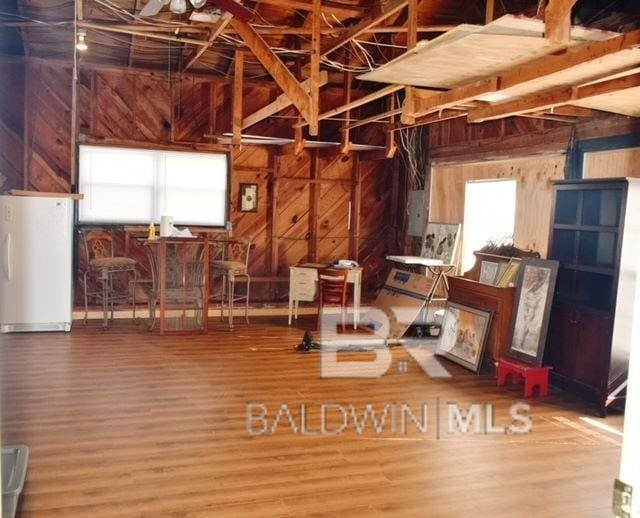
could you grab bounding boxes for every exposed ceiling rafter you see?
[469,71,640,122]
[183,11,234,72]
[320,0,409,58]
[230,17,313,125]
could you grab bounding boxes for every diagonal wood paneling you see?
[276,152,313,272]
[25,64,72,192]
[0,61,24,191]
[0,119,23,191]
[16,62,399,304]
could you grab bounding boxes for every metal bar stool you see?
[80,230,138,329]
[210,237,252,330]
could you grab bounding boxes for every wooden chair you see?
[210,237,252,330]
[81,230,138,329]
[317,268,349,330]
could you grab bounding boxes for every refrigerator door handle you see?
[3,233,10,281]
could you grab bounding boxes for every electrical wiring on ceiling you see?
[7,0,405,77]
[0,11,72,25]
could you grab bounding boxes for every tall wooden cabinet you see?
[546,178,640,415]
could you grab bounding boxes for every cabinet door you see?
[546,304,578,378]
[573,308,612,390]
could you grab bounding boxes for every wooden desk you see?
[288,264,362,328]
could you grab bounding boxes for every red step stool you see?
[497,358,552,397]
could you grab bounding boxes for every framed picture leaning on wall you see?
[420,222,461,265]
[508,258,559,366]
[436,302,492,373]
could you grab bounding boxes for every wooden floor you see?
[0,318,623,517]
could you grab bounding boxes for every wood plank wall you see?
[430,155,566,259]
[425,114,640,264]
[0,61,24,190]
[11,62,398,303]
[583,147,640,178]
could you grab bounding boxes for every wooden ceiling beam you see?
[366,25,456,34]
[309,0,321,136]
[544,0,579,44]
[468,88,572,122]
[242,72,328,129]
[406,0,418,50]
[544,105,602,117]
[232,50,244,147]
[402,78,497,121]
[522,113,577,123]
[415,28,640,120]
[230,17,312,124]
[226,24,455,35]
[485,0,495,24]
[469,72,640,122]
[17,20,456,36]
[339,75,353,153]
[250,0,364,18]
[320,0,409,58]
[295,84,404,128]
[77,21,210,46]
[392,109,466,131]
[183,11,234,72]
[343,108,402,130]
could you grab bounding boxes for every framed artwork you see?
[436,302,492,373]
[508,258,559,366]
[495,258,521,287]
[479,261,499,285]
[239,183,258,212]
[420,222,461,265]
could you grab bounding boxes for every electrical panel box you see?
[407,190,425,237]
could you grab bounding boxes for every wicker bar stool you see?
[210,237,252,330]
[80,230,138,329]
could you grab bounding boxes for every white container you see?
[160,215,174,237]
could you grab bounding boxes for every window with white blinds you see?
[78,145,228,226]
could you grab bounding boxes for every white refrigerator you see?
[0,195,74,333]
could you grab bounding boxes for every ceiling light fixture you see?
[76,29,88,52]
[169,0,187,14]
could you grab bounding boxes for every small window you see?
[78,145,228,226]
[462,179,516,272]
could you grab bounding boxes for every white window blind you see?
[78,145,228,226]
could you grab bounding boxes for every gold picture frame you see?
[495,258,521,287]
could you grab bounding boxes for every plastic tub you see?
[2,445,29,518]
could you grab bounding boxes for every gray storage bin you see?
[2,445,29,518]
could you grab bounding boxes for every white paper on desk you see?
[170,227,194,238]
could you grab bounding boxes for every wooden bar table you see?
[142,236,210,335]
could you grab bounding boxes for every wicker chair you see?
[80,230,138,329]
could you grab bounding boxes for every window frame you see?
[461,178,517,273]
[75,143,231,228]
